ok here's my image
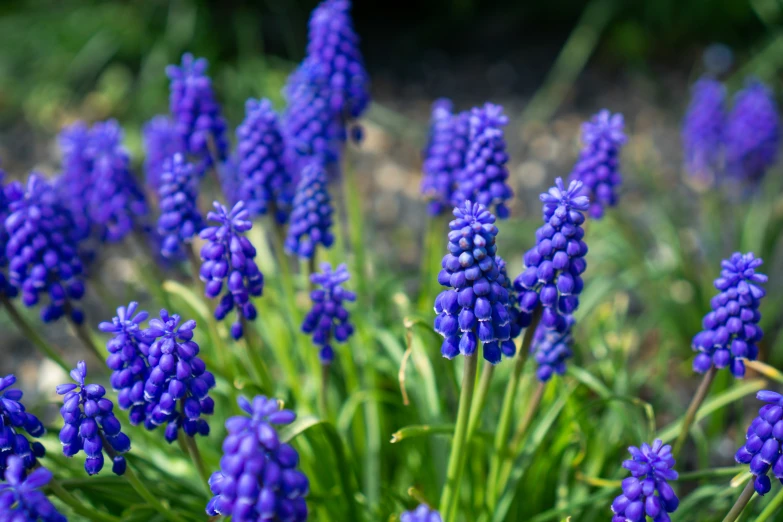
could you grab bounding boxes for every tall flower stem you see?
[64,300,105,363]
[178,431,210,494]
[45,474,120,522]
[240,315,273,394]
[496,380,547,489]
[320,363,330,419]
[439,353,479,522]
[1,296,69,372]
[307,256,317,292]
[673,366,718,457]
[722,480,757,522]
[206,133,229,204]
[466,363,495,441]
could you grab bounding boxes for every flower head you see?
[57,361,131,476]
[682,78,726,180]
[611,440,678,522]
[199,201,264,340]
[302,263,356,363]
[0,170,19,299]
[0,456,66,522]
[735,390,783,495]
[692,252,766,378]
[143,115,185,190]
[157,153,204,258]
[495,256,531,351]
[57,121,95,241]
[514,178,589,333]
[530,316,574,382]
[0,375,45,473]
[285,163,335,259]
[206,395,309,521]
[401,504,442,522]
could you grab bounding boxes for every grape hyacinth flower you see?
[57,121,95,240]
[167,53,229,168]
[5,174,87,323]
[454,103,514,219]
[495,256,531,352]
[692,252,766,378]
[735,390,783,495]
[143,115,185,190]
[0,456,66,522]
[611,440,679,522]
[285,163,335,259]
[682,78,726,180]
[569,110,626,219]
[514,178,589,333]
[57,361,131,476]
[530,315,574,382]
[199,201,264,340]
[142,310,216,442]
[421,100,471,216]
[0,375,45,472]
[206,395,309,520]
[236,98,293,222]
[401,505,443,522]
[156,153,204,258]
[302,263,356,363]
[0,170,19,298]
[724,79,780,182]
[433,201,512,364]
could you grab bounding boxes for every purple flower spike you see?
[692,252,766,378]
[285,163,335,260]
[0,456,66,521]
[57,121,94,241]
[611,440,679,522]
[0,374,46,473]
[302,263,356,363]
[682,78,726,181]
[402,504,442,522]
[143,115,185,190]
[57,361,131,476]
[157,153,204,259]
[569,109,626,219]
[734,391,783,495]
[199,201,264,339]
[206,395,309,521]
[0,170,19,299]
[434,201,512,364]
[514,178,589,334]
[530,315,574,382]
[454,103,514,219]
[496,256,531,355]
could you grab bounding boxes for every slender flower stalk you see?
[672,366,717,457]
[0,295,69,372]
[722,480,756,522]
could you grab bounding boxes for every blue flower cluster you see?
[682,78,725,180]
[207,396,309,521]
[434,201,513,364]
[569,110,626,219]
[692,252,766,378]
[530,316,574,382]
[514,178,589,333]
[495,256,531,354]
[57,121,95,240]
[401,504,442,522]
[143,115,185,190]
[285,163,335,259]
[0,170,19,298]
[5,174,87,323]
[735,390,783,495]
[156,153,204,258]
[611,440,679,522]
[57,361,131,476]
[302,263,356,363]
[0,456,66,522]
[0,375,45,473]
[199,201,264,340]
[725,80,780,182]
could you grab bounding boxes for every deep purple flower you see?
[682,78,726,180]
[434,201,513,363]
[0,170,19,298]
[285,163,334,259]
[530,315,574,382]
[611,440,678,522]
[57,121,95,241]
[0,375,45,473]
[166,53,229,168]
[237,98,293,223]
[514,178,589,333]
[302,263,356,363]
[199,201,264,340]
[156,153,204,258]
[57,361,131,476]
[206,395,309,521]
[725,79,780,182]
[401,505,442,522]
[454,103,514,219]
[692,252,766,378]
[143,115,185,190]
[421,100,471,216]
[569,110,626,219]
[495,256,531,352]
[142,310,216,442]
[0,456,66,522]
[735,390,783,495]
[5,174,87,323]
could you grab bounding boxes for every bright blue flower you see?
[692,252,766,378]
[735,390,783,495]
[0,375,45,473]
[454,103,514,219]
[495,256,530,357]
[530,316,574,382]
[682,78,725,181]
[611,440,678,522]
[142,310,216,442]
[514,178,589,333]
[57,121,95,241]
[285,163,335,259]
[0,456,66,522]
[434,201,513,364]
[206,395,309,521]
[401,504,442,522]
[302,263,356,363]
[5,174,87,323]
[156,153,204,258]
[143,115,185,190]
[198,201,264,340]
[57,361,131,476]
[0,170,19,298]
[569,110,626,219]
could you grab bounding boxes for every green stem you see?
[178,431,211,494]
[439,353,479,522]
[307,256,317,292]
[1,296,70,372]
[466,363,495,441]
[206,133,229,204]
[496,381,547,491]
[46,474,120,522]
[65,301,105,363]
[722,480,757,522]
[673,366,718,458]
[241,315,273,393]
[757,483,783,521]
[320,363,330,419]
